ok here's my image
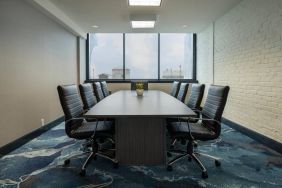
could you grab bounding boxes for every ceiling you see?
[50,0,242,33]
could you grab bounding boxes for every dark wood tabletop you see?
[84,90,196,118]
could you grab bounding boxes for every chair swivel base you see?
[63,150,119,176]
[166,149,220,179]
[80,151,119,176]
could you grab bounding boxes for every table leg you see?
[115,117,166,165]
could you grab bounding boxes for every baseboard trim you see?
[0,116,64,157]
[222,117,282,154]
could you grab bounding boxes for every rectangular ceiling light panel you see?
[129,0,162,6]
[131,21,155,28]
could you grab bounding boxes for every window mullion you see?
[193,33,197,80]
[158,33,160,80]
[123,33,125,80]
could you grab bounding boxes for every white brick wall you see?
[197,24,214,85]
[198,0,282,143]
[197,24,214,105]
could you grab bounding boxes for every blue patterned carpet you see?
[0,123,282,188]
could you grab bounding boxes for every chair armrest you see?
[191,108,201,113]
[192,108,202,119]
[65,117,86,124]
[83,109,98,122]
[175,117,220,141]
[65,117,99,139]
[187,117,220,125]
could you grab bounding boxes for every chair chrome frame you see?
[167,117,221,179]
[63,117,118,176]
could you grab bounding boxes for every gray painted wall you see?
[0,0,78,147]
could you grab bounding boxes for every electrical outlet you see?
[41,118,45,126]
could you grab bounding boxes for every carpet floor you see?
[0,123,282,188]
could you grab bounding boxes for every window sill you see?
[85,79,198,83]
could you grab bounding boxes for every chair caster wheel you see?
[167,152,172,157]
[201,171,208,179]
[113,161,119,169]
[167,165,173,171]
[215,160,221,167]
[79,169,86,176]
[64,159,70,166]
[188,156,192,161]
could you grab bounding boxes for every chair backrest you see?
[100,81,110,97]
[170,81,180,97]
[57,85,84,121]
[202,85,230,137]
[176,83,189,102]
[187,84,205,110]
[93,82,105,102]
[79,83,97,110]
[131,80,148,90]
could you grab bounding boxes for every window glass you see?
[160,33,193,79]
[89,33,123,79]
[88,33,194,80]
[125,33,158,79]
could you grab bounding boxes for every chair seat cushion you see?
[167,122,216,141]
[71,120,114,139]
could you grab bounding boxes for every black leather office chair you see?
[57,85,118,176]
[167,84,205,123]
[79,82,115,130]
[58,84,84,121]
[167,84,205,147]
[131,80,148,90]
[100,81,110,97]
[186,84,205,111]
[176,83,189,102]
[79,83,98,110]
[167,85,230,179]
[93,82,105,102]
[170,81,180,97]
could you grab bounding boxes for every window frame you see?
[86,33,197,83]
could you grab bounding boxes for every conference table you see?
[84,90,195,165]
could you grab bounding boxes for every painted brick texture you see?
[197,24,214,85]
[197,24,214,105]
[198,0,282,143]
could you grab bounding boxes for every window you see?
[125,34,158,79]
[160,33,193,79]
[89,34,123,79]
[87,33,195,81]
